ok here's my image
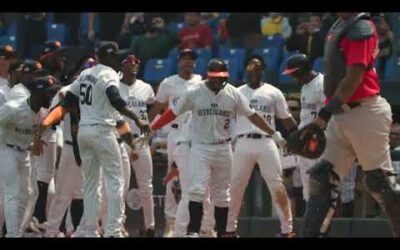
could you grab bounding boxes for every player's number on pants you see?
[263,114,272,126]
[80,83,93,105]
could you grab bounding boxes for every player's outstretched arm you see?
[106,85,151,136]
[148,101,168,122]
[150,108,177,131]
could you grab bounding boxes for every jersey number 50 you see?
[80,83,93,105]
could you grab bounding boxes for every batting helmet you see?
[207,58,229,77]
[282,53,312,76]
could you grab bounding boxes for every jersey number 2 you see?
[224,119,230,129]
[80,83,93,105]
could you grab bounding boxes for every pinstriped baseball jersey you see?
[5,83,30,101]
[172,82,255,143]
[299,73,325,129]
[119,79,155,134]
[0,98,43,148]
[0,77,10,106]
[156,74,203,142]
[69,64,120,127]
[234,83,292,136]
[58,85,73,142]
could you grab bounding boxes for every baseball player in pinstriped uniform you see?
[0,45,17,237]
[0,76,60,237]
[4,60,47,235]
[282,53,325,202]
[119,55,156,237]
[44,57,97,237]
[44,84,84,237]
[30,41,67,232]
[226,55,297,237]
[151,59,286,237]
[35,41,150,237]
[148,49,214,237]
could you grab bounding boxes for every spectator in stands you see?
[88,12,126,44]
[216,16,230,46]
[53,13,81,45]
[16,13,47,59]
[0,45,16,81]
[376,14,394,79]
[179,12,213,49]
[320,13,337,38]
[286,14,324,63]
[260,13,292,39]
[226,13,262,50]
[130,16,175,78]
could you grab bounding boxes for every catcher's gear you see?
[286,123,326,159]
[365,169,400,237]
[302,160,340,237]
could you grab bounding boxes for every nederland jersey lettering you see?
[172,83,255,143]
[235,83,292,136]
[119,79,155,134]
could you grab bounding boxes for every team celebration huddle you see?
[0,12,400,238]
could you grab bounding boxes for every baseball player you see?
[148,49,215,237]
[302,12,400,237]
[225,55,297,238]
[5,60,44,101]
[151,58,286,237]
[149,112,175,237]
[0,44,17,237]
[44,57,97,237]
[30,40,68,232]
[3,60,47,235]
[35,41,150,237]
[119,54,156,237]
[0,76,60,237]
[282,53,325,202]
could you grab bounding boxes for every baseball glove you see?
[286,123,326,159]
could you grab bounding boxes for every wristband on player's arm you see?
[318,96,344,123]
[151,108,177,131]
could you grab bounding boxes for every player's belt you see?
[171,124,179,129]
[6,144,26,152]
[64,140,73,146]
[341,102,361,111]
[198,138,231,145]
[237,133,271,139]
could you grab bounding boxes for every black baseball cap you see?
[41,40,65,56]
[33,75,61,93]
[95,41,125,57]
[178,49,197,61]
[0,45,17,59]
[22,59,45,74]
